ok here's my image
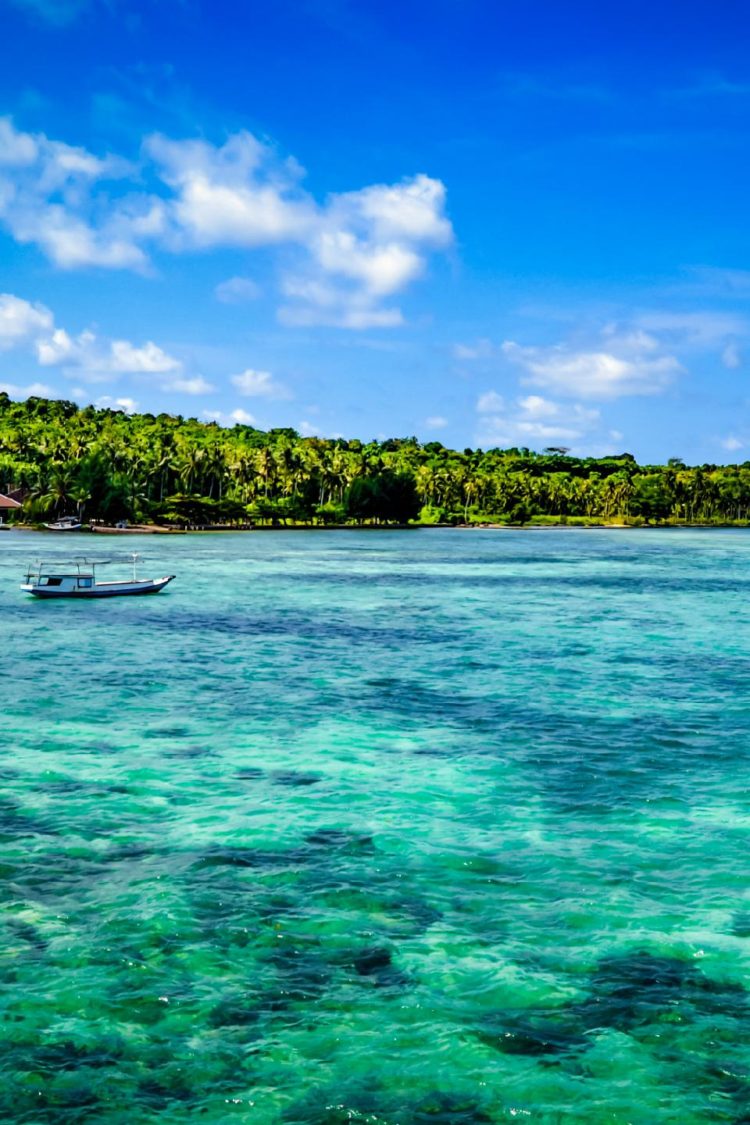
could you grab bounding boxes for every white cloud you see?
[453,338,495,361]
[231,367,291,399]
[278,301,403,329]
[311,231,423,296]
[425,415,448,429]
[109,339,180,373]
[0,293,53,348]
[215,276,262,303]
[36,328,181,381]
[0,380,55,398]
[477,390,505,413]
[144,133,450,328]
[162,375,214,395]
[230,408,255,425]
[516,394,560,418]
[502,337,681,399]
[475,392,601,449]
[277,172,451,328]
[95,395,138,413]
[0,118,38,165]
[722,435,743,451]
[723,343,742,369]
[680,267,750,296]
[634,310,747,346]
[0,117,452,326]
[0,288,188,392]
[0,117,144,270]
[202,407,257,427]
[277,277,404,328]
[145,131,315,249]
[330,174,452,246]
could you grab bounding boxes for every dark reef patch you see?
[162,744,216,759]
[31,1039,124,1071]
[271,770,322,787]
[351,945,409,988]
[0,795,58,842]
[264,939,333,1005]
[7,917,48,951]
[143,725,193,740]
[305,828,375,853]
[409,1093,494,1123]
[477,1013,586,1058]
[208,994,264,1029]
[475,950,749,1070]
[577,950,749,1032]
[196,845,309,870]
[732,911,750,938]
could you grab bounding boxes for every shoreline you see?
[6,521,750,535]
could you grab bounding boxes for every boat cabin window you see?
[40,577,63,587]
[78,578,93,588]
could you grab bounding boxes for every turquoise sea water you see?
[1,527,750,1123]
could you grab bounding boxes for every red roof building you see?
[0,494,22,510]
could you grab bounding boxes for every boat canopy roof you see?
[26,556,112,575]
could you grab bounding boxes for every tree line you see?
[1,393,750,527]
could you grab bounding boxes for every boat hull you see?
[22,576,175,598]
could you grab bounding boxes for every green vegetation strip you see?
[0,393,747,528]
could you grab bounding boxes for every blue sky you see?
[1,0,750,461]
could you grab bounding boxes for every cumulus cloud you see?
[330,174,452,246]
[0,293,53,348]
[0,117,452,326]
[202,407,257,427]
[36,328,181,381]
[477,390,506,414]
[634,310,748,346]
[723,343,742,369]
[501,333,681,399]
[0,379,55,398]
[0,289,203,401]
[277,278,404,328]
[0,117,144,270]
[231,368,291,399]
[425,415,448,429]
[453,338,495,361]
[277,172,451,327]
[476,392,601,448]
[94,395,139,413]
[162,375,214,395]
[145,131,315,250]
[722,435,743,451]
[215,276,262,303]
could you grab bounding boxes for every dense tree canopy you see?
[2,394,750,527]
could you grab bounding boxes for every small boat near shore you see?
[44,516,82,531]
[21,555,175,599]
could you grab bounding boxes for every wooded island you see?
[1,394,748,528]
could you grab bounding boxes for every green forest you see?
[2,393,750,528]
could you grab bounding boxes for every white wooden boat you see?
[21,555,175,599]
[44,516,82,531]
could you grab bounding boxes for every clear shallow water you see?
[1,527,750,1123]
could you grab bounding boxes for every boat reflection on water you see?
[21,554,175,598]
